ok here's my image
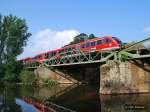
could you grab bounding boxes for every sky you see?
[0,0,150,59]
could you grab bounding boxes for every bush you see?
[43,79,56,87]
[3,61,23,82]
[19,70,35,83]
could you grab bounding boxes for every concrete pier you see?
[34,66,100,84]
[100,60,150,94]
[34,67,78,84]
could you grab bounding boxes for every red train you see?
[21,36,123,63]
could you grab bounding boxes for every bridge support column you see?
[34,67,78,84]
[100,60,150,94]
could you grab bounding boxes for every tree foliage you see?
[0,14,31,64]
[89,34,97,39]
[19,70,35,83]
[66,33,97,46]
[0,14,31,81]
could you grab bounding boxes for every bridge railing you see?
[24,48,115,68]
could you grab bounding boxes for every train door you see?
[95,39,102,50]
[90,41,96,50]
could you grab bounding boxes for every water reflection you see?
[49,85,100,112]
[0,84,150,112]
[16,98,38,112]
[0,85,22,111]
[33,84,77,101]
[100,94,150,112]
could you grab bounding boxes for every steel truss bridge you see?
[24,37,150,69]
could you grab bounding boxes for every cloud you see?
[142,27,150,33]
[18,29,79,59]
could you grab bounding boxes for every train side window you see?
[97,40,102,45]
[82,44,85,48]
[65,48,68,52]
[102,39,112,44]
[72,47,75,50]
[85,43,90,48]
[91,41,96,46]
[102,39,107,44]
[48,53,52,58]
[51,52,53,56]
[67,48,71,52]
[106,39,112,43]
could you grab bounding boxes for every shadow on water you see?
[0,84,150,112]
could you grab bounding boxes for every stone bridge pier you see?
[100,60,150,94]
[34,67,78,84]
[34,65,100,85]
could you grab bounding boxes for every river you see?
[0,84,149,112]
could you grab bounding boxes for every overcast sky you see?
[0,0,150,59]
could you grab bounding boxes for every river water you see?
[0,84,149,112]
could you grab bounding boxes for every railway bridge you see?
[23,37,150,94]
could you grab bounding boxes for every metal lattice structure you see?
[118,37,150,60]
[23,37,150,69]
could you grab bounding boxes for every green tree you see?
[19,70,35,83]
[3,61,23,81]
[65,33,97,46]
[0,14,31,81]
[65,33,88,46]
[0,14,31,63]
[73,33,88,43]
[88,34,97,39]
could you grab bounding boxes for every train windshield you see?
[112,37,122,45]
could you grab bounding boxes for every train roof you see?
[74,36,113,45]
